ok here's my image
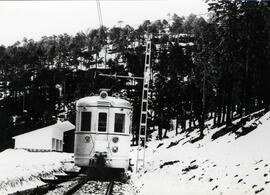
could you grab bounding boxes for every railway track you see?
[9,167,130,195]
[10,177,118,195]
[60,180,115,195]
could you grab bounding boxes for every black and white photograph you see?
[0,0,270,194]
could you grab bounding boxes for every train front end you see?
[74,91,132,170]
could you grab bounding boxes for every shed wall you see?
[14,130,52,150]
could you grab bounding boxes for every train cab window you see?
[81,112,91,131]
[98,112,107,132]
[114,113,125,133]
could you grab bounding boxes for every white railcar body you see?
[74,92,132,170]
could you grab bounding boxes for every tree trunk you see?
[221,105,226,125]
[158,113,164,140]
[199,114,204,138]
[158,124,163,140]
[181,113,186,132]
[175,117,179,135]
[216,89,222,127]
[200,62,206,137]
[226,104,232,126]
[230,105,234,120]
[226,78,233,126]
[163,129,168,138]
[238,103,243,118]
[189,117,192,129]
[192,117,197,127]
[213,109,217,126]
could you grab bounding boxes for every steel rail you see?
[105,181,114,195]
[63,177,88,195]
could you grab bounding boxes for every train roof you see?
[76,93,132,109]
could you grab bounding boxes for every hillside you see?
[130,111,270,195]
[0,111,269,194]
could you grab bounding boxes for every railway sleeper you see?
[40,172,79,185]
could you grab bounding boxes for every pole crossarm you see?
[98,73,144,80]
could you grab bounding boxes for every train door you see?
[95,107,109,152]
[97,108,108,132]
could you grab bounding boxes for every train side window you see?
[98,112,107,132]
[114,113,125,133]
[81,112,91,131]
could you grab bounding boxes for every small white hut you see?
[12,121,75,152]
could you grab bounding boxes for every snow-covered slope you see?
[0,111,269,195]
[0,149,73,194]
[130,111,270,195]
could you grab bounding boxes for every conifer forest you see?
[0,0,269,150]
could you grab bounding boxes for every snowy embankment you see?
[0,150,73,194]
[130,111,270,195]
[0,111,269,195]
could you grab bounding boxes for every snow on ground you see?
[130,111,270,195]
[1,111,270,195]
[0,150,73,194]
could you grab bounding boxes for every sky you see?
[0,0,209,46]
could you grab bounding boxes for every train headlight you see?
[112,137,119,143]
[112,146,118,153]
[85,136,90,143]
[100,91,108,99]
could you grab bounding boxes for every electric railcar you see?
[74,91,132,171]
